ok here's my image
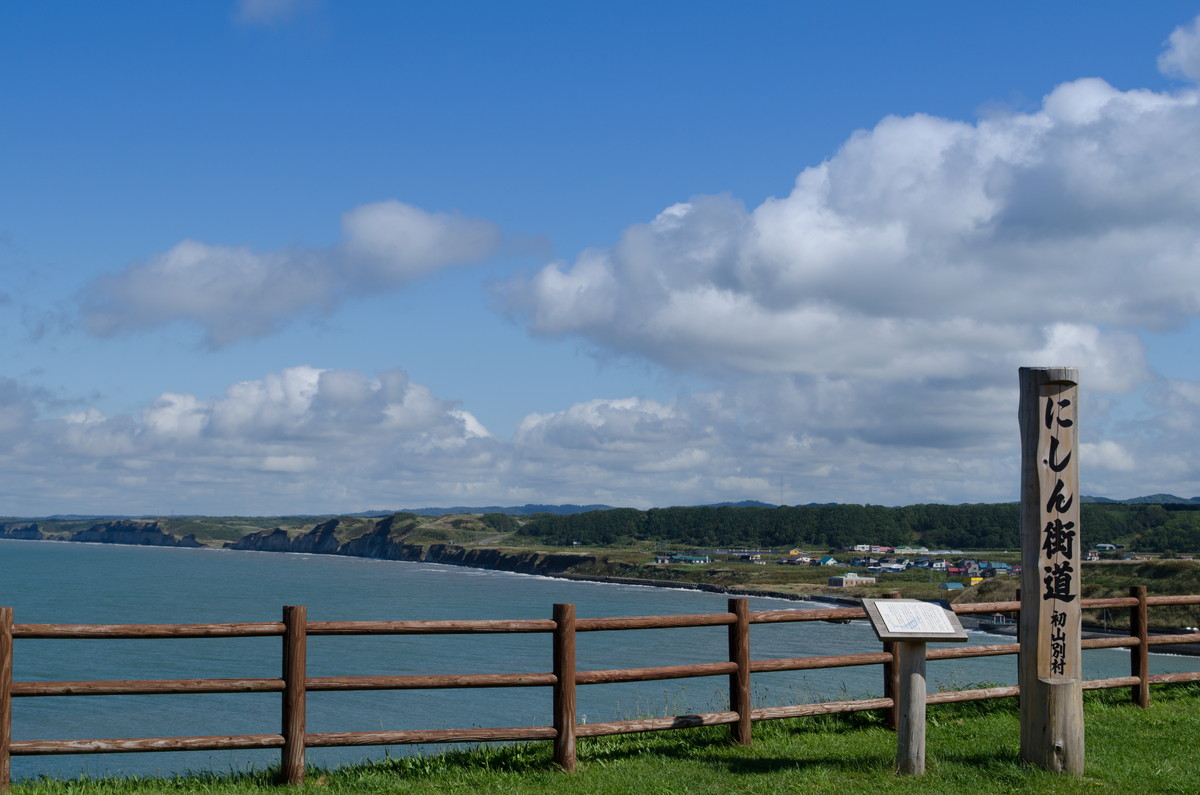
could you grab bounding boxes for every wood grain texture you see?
[575,613,734,631]
[575,711,739,738]
[13,622,283,639]
[749,607,865,623]
[306,619,554,635]
[749,652,891,672]
[304,727,557,747]
[11,734,284,756]
[11,678,283,696]
[552,603,576,772]
[894,641,927,776]
[750,697,893,721]
[881,591,902,731]
[280,605,306,786]
[1018,366,1084,775]
[576,662,735,685]
[1,608,12,793]
[306,672,556,690]
[728,598,752,745]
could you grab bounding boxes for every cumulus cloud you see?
[507,79,1200,392]
[17,24,1200,514]
[140,365,495,452]
[2,363,1198,514]
[3,366,501,515]
[81,201,501,347]
[1159,14,1200,82]
[508,375,1200,506]
[496,50,1200,505]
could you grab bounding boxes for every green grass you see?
[12,685,1200,793]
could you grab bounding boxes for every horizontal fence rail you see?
[1,587,1199,788]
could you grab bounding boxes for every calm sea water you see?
[1,539,1195,781]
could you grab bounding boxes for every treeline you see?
[516,503,1200,552]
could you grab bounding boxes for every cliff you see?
[0,523,46,540]
[226,518,343,554]
[0,513,809,597]
[224,515,594,575]
[68,520,202,548]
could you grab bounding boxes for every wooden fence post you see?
[728,598,751,745]
[881,591,902,730]
[553,603,577,772]
[280,605,307,786]
[894,640,928,776]
[1130,586,1150,708]
[1,607,12,794]
[1018,366,1084,775]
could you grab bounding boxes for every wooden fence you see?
[2,587,1199,788]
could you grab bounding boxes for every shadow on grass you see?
[717,753,892,776]
[716,745,1027,779]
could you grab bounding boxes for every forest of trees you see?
[516,503,1200,552]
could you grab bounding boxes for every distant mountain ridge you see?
[1082,494,1200,505]
[393,495,1200,515]
[385,499,827,516]
[6,495,1199,523]
[353,504,618,517]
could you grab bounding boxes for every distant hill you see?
[394,504,619,517]
[39,514,147,521]
[1083,494,1200,505]
[10,495,1200,523]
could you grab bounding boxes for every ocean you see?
[1,538,1194,781]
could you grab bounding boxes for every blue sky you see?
[3,1,1200,515]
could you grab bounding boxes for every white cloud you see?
[1159,14,1200,82]
[81,201,501,348]
[235,0,318,28]
[1147,378,1200,433]
[505,75,1200,413]
[1080,440,1136,473]
[1,363,1198,514]
[506,380,1019,507]
[513,78,1200,378]
[341,201,502,285]
[0,366,507,515]
[13,22,1200,515]
[260,455,317,473]
[83,240,334,347]
[493,51,1200,507]
[0,378,39,436]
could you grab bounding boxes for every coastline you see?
[550,571,864,607]
[4,531,1198,656]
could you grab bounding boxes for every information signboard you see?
[862,599,967,643]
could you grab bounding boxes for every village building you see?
[828,573,876,587]
[656,554,711,565]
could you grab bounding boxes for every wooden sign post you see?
[863,599,967,776]
[1018,366,1084,774]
